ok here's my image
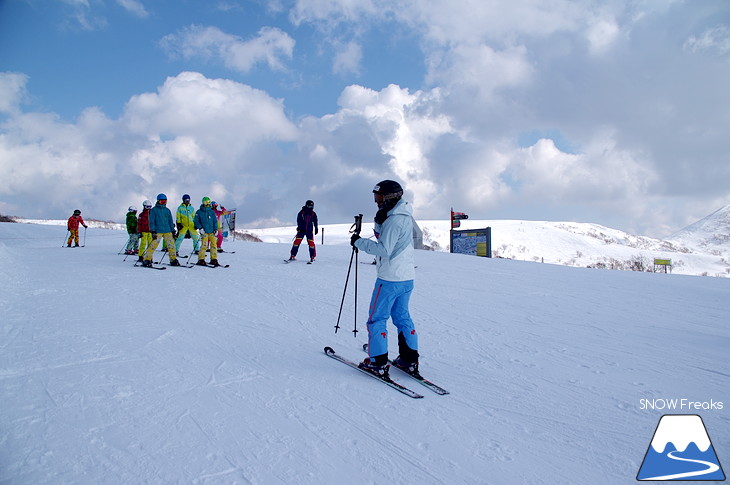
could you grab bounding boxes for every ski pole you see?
[334,214,363,335]
[353,244,359,337]
[335,247,356,334]
[62,231,70,247]
[82,226,87,247]
[352,214,362,337]
[156,244,169,265]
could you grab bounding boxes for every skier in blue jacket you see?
[350,180,419,378]
[142,193,180,267]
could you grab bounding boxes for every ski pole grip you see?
[353,214,362,235]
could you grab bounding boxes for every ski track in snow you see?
[0,222,728,484]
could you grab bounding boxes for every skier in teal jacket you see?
[142,193,180,267]
[194,196,221,266]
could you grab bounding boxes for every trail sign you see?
[451,209,469,229]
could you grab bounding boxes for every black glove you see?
[151,232,157,239]
[350,234,361,248]
[172,230,178,239]
[176,222,183,231]
[315,227,319,235]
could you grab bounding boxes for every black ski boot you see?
[358,358,390,378]
[196,259,208,266]
[170,259,181,266]
[209,258,220,267]
[392,357,421,378]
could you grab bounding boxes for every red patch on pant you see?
[380,332,387,338]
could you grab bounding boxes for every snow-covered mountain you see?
[248,217,728,278]
[670,204,730,255]
[1,221,728,484]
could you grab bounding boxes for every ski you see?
[134,263,166,270]
[324,347,423,399]
[189,262,230,268]
[363,344,449,395]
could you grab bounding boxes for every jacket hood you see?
[388,199,412,218]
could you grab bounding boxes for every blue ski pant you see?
[175,226,200,252]
[365,278,418,364]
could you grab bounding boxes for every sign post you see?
[449,208,492,258]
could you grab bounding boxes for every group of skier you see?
[122,194,231,267]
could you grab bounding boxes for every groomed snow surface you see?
[1,222,728,484]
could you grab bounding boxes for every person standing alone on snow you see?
[288,200,318,262]
[66,209,87,247]
[142,194,180,267]
[350,180,420,378]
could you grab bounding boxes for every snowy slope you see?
[1,222,728,484]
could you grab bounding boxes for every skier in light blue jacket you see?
[350,180,420,378]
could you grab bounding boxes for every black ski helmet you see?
[305,200,314,209]
[373,180,403,202]
[73,209,81,215]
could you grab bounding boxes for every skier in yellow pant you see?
[193,197,221,266]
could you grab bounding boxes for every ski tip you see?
[362,343,368,352]
[324,346,335,355]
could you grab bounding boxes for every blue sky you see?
[1,0,729,236]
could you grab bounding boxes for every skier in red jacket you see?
[66,209,87,247]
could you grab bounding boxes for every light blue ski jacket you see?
[149,203,175,234]
[355,199,415,282]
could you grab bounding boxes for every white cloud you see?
[0,72,300,220]
[425,43,532,101]
[332,41,362,76]
[506,131,657,204]
[585,16,621,54]
[684,26,730,56]
[123,72,297,154]
[161,25,295,73]
[0,72,29,114]
[59,0,108,30]
[116,0,149,18]
[331,84,456,214]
